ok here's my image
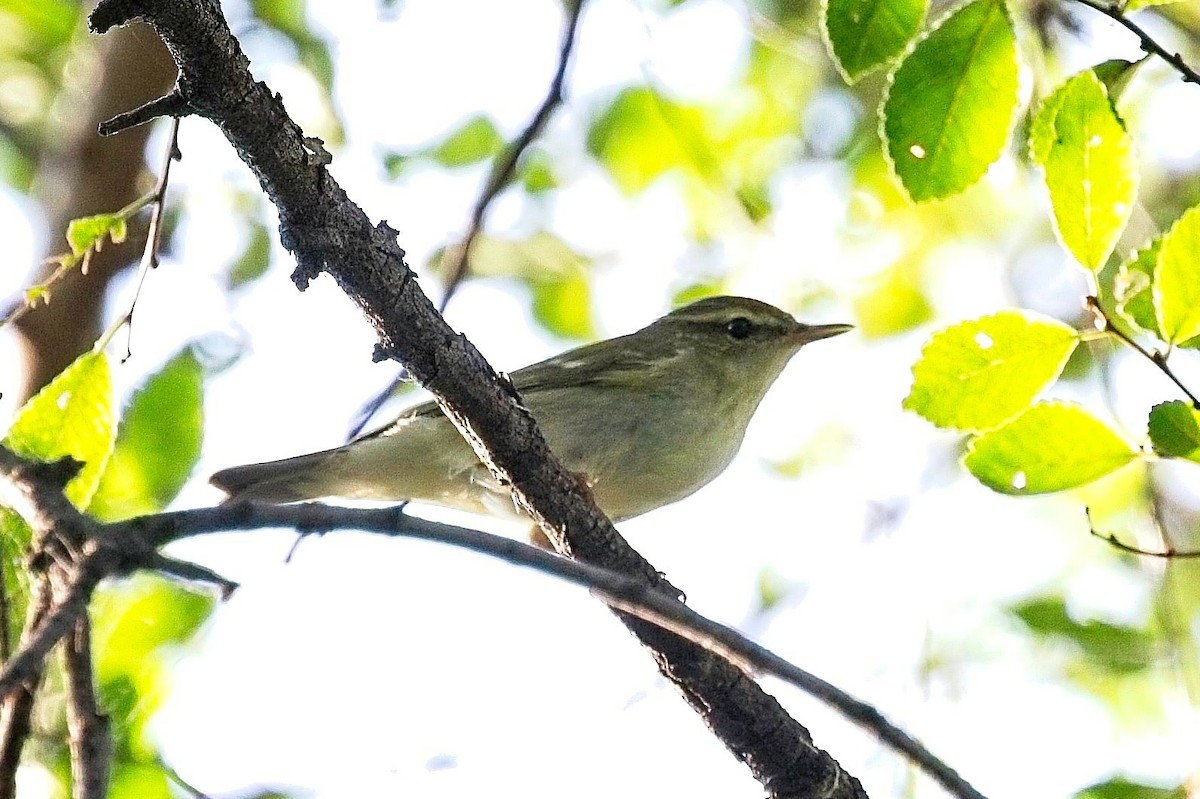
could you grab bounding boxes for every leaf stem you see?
[1086,509,1200,558]
[1085,295,1200,410]
[116,116,183,362]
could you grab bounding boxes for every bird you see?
[210,296,851,523]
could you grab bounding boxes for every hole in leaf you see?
[909,144,926,159]
[974,332,993,349]
[1011,471,1027,490]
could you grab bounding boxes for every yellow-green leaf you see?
[964,402,1137,494]
[4,350,115,508]
[228,222,273,289]
[1154,205,1200,345]
[430,115,505,168]
[66,212,127,257]
[0,508,32,649]
[1114,238,1162,338]
[880,0,1019,202]
[90,349,205,522]
[587,87,712,194]
[1091,58,1145,104]
[904,311,1078,432]
[1030,70,1137,272]
[823,0,926,83]
[1124,0,1185,9]
[531,271,595,340]
[852,256,932,338]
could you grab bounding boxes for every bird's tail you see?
[210,449,340,503]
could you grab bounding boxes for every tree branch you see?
[0,442,984,798]
[97,90,190,136]
[0,447,225,697]
[1067,0,1200,86]
[119,500,986,799]
[1085,296,1200,410]
[0,551,107,700]
[0,586,49,799]
[87,1,869,795]
[1085,508,1200,559]
[64,615,111,799]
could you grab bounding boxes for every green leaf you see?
[518,151,558,194]
[382,151,412,180]
[880,0,1019,202]
[852,256,932,338]
[587,87,712,194]
[4,350,115,508]
[92,574,215,762]
[66,213,127,257]
[439,232,596,338]
[90,349,205,522]
[822,0,926,83]
[531,271,595,340]
[108,762,171,799]
[93,575,215,685]
[1124,0,1185,10]
[964,402,1137,494]
[1030,70,1137,272]
[672,281,724,308]
[734,181,772,223]
[757,568,789,612]
[1154,205,1200,345]
[1075,777,1187,799]
[250,0,336,90]
[430,116,505,168]
[1092,58,1145,103]
[1147,401,1200,463]
[0,509,32,650]
[1012,597,1155,673]
[904,311,1078,432]
[228,222,273,289]
[1114,237,1162,337]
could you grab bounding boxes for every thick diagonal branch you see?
[89,2,865,795]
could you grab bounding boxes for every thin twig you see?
[63,615,111,799]
[159,761,213,799]
[122,500,987,799]
[0,585,49,799]
[1085,507,1200,558]
[2,115,179,336]
[438,0,585,307]
[1068,0,1200,86]
[118,115,183,362]
[1086,296,1200,409]
[98,90,190,136]
[149,553,239,598]
[1090,528,1200,558]
[345,0,586,440]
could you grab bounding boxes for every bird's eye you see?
[725,317,754,340]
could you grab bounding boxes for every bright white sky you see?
[4,0,1200,797]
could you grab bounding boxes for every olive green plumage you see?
[210,296,850,522]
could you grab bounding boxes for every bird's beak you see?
[788,322,854,346]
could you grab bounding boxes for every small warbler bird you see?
[210,296,851,522]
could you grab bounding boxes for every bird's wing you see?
[359,335,684,440]
[507,334,684,393]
